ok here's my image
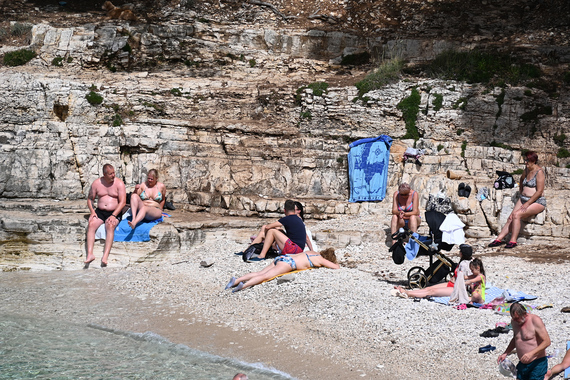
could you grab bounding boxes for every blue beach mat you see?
[348,135,393,202]
[113,214,169,242]
[430,286,537,306]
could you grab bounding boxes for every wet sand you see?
[0,270,357,379]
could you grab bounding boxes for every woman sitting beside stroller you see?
[391,182,421,245]
[395,251,486,304]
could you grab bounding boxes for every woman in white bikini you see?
[489,151,546,249]
[129,169,166,229]
[391,182,421,245]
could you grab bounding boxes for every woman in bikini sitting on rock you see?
[488,150,546,249]
[129,169,166,229]
[224,248,340,293]
[391,182,421,245]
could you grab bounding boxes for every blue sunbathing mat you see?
[430,286,537,306]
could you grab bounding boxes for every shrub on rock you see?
[3,49,36,66]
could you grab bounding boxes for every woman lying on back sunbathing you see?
[395,258,486,303]
[225,248,340,293]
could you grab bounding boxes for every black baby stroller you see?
[389,210,457,289]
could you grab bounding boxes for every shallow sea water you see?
[0,313,292,380]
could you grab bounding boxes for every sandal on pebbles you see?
[488,240,504,247]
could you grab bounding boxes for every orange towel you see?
[262,268,313,284]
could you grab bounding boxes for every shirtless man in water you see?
[85,164,126,267]
[498,302,551,380]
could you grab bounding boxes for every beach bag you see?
[242,243,263,262]
[494,171,515,190]
[390,241,406,265]
[426,193,453,214]
[242,243,277,262]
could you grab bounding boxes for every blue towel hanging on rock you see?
[348,135,393,202]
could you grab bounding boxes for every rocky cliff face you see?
[1,0,569,264]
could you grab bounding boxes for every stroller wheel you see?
[408,266,428,289]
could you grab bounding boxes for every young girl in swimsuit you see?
[489,151,546,249]
[465,258,486,304]
[391,182,421,245]
[129,169,167,229]
[224,248,340,292]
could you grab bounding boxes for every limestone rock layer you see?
[1,1,569,255]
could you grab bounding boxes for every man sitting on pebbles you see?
[224,248,340,292]
[248,199,307,260]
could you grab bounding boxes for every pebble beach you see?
[2,214,569,379]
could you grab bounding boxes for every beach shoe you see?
[505,241,518,249]
[478,345,496,353]
[464,184,472,198]
[488,240,504,247]
[561,306,570,313]
[232,282,244,293]
[248,255,266,262]
[224,276,237,290]
[454,304,467,310]
[480,329,500,338]
[458,183,466,197]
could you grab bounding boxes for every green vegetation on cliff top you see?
[423,50,541,85]
[355,58,403,97]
